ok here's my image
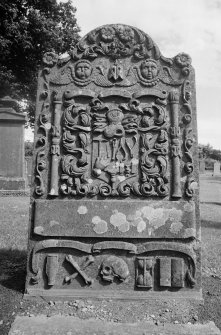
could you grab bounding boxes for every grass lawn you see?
[0,174,221,334]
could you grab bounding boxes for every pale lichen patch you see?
[77,205,88,215]
[137,219,146,233]
[92,216,108,234]
[170,221,183,234]
[49,220,59,227]
[110,210,130,232]
[184,227,196,238]
[184,202,194,212]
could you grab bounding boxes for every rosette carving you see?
[174,52,192,76]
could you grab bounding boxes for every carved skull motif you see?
[100,256,129,283]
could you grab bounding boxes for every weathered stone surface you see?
[25,24,200,300]
[33,199,196,238]
[9,316,221,335]
[0,96,26,192]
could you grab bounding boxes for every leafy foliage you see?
[25,140,34,156]
[199,143,221,162]
[0,0,81,126]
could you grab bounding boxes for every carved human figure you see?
[75,60,92,80]
[140,59,158,80]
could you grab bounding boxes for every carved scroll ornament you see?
[59,91,169,198]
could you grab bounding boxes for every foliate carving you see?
[47,24,192,90]
[184,128,193,174]
[185,175,195,198]
[35,99,50,196]
[42,52,58,67]
[59,92,169,198]
[174,53,192,76]
[74,25,159,61]
[60,97,91,196]
[100,256,129,283]
[181,79,195,198]
[182,80,192,124]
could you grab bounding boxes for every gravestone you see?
[213,161,221,176]
[25,156,33,187]
[25,24,201,300]
[198,146,205,174]
[199,159,205,174]
[0,96,27,194]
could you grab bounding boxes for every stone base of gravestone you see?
[0,96,27,195]
[9,316,221,335]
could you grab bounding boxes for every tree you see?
[0,0,81,126]
[198,143,221,161]
[25,140,34,156]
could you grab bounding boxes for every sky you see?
[26,0,221,149]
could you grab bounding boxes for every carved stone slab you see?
[25,24,201,300]
[34,199,196,238]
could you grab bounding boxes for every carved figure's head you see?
[100,256,129,283]
[106,109,124,125]
[140,59,158,80]
[75,60,92,80]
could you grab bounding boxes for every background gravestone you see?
[198,146,205,174]
[213,161,221,176]
[25,24,201,300]
[0,96,27,194]
[199,159,205,174]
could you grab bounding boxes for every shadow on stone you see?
[201,202,221,206]
[0,249,27,292]
[201,220,221,229]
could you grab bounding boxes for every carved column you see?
[169,90,181,198]
[49,97,62,196]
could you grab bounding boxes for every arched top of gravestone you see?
[42,24,194,88]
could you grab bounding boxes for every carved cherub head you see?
[140,59,158,80]
[75,60,92,80]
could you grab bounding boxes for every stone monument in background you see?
[0,96,27,195]
[213,161,221,176]
[25,24,201,300]
[198,146,206,174]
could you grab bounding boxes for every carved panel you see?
[26,24,200,300]
[59,91,169,198]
